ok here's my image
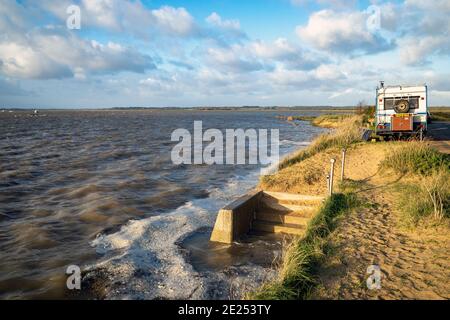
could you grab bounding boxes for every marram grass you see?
[247,193,359,300]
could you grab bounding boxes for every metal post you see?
[420,128,423,142]
[330,159,336,196]
[341,148,347,182]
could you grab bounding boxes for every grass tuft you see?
[247,193,359,300]
[381,142,450,175]
[396,168,450,226]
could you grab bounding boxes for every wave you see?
[85,170,264,299]
[280,139,312,147]
[85,141,311,300]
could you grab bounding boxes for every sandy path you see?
[311,144,450,300]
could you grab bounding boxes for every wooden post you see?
[330,159,336,196]
[326,174,330,196]
[341,148,347,182]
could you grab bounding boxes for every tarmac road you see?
[428,122,450,154]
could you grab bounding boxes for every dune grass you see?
[381,142,450,226]
[279,116,363,170]
[247,193,360,300]
[395,168,450,226]
[380,142,450,175]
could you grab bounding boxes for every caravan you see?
[375,82,428,138]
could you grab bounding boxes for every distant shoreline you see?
[3,106,450,112]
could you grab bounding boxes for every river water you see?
[0,110,326,299]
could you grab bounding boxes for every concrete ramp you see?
[210,190,324,244]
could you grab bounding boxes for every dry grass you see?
[254,111,450,300]
[379,142,450,227]
[311,114,354,128]
[396,168,450,226]
[262,115,366,195]
[247,194,359,300]
[381,142,450,175]
[279,115,363,170]
[422,169,450,220]
[261,148,337,195]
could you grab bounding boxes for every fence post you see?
[341,148,347,182]
[326,174,330,196]
[330,159,336,196]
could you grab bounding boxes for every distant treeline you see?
[110,106,358,111]
[3,106,450,111]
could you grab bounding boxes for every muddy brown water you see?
[0,109,326,299]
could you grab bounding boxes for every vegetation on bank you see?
[381,142,450,226]
[381,142,450,175]
[278,115,363,170]
[395,170,449,226]
[253,109,449,300]
[248,193,360,300]
[431,111,450,122]
[294,114,355,128]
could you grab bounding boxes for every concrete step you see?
[256,210,310,226]
[252,220,305,236]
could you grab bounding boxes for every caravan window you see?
[384,96,419,110]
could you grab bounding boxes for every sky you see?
[1,0,449,108]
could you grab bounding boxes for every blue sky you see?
[1,0,449,108]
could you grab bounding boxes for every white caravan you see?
[375,82,428,138]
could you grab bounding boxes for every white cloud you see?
[205,45,265,73]
[393,0,450,65]
[0,41,72,79]
[405,0,450,12]
[202,37,323,74]
[205,12,247,41]
[296,9,393,54]
[398,36,450,66]
[206,12,240,31]
[0,28,155,80]
[152,6,196,36]
[250,38,323,70]
[313,64,345,80]
[81,0,120,30]
[269,67,310,86]
[37,0,197,38]
[2,0,450,107]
